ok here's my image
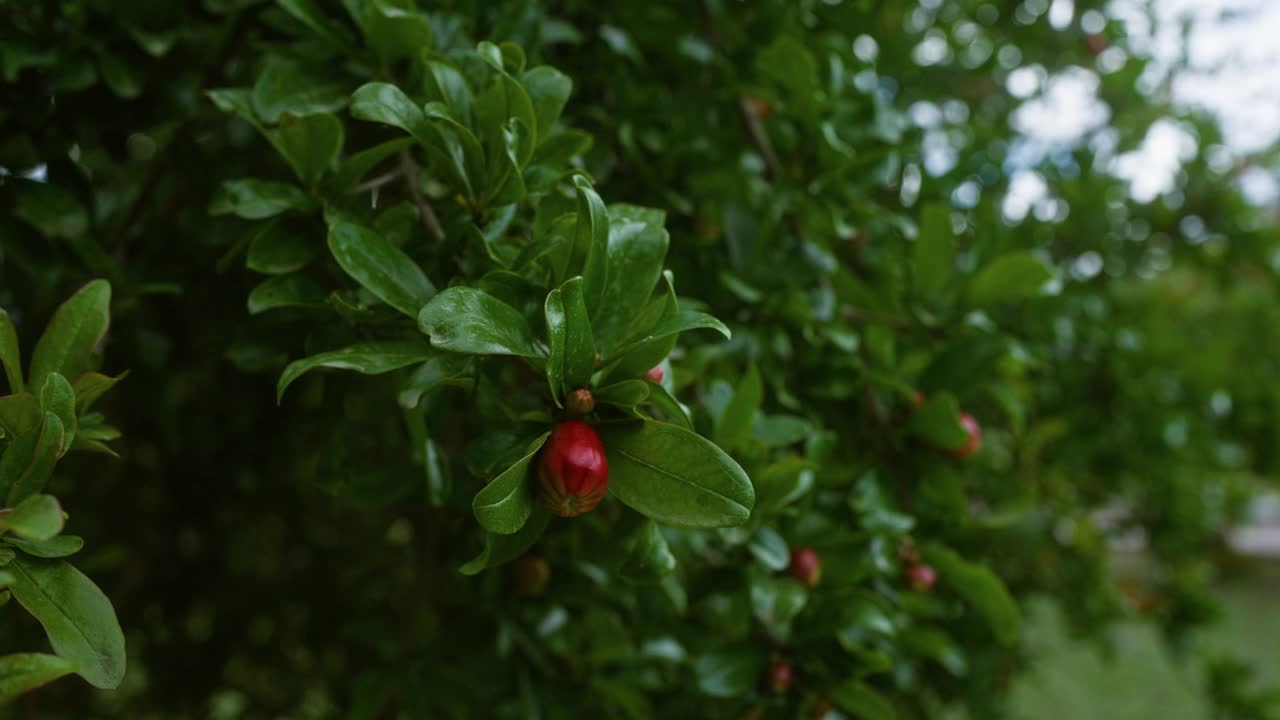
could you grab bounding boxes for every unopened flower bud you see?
[566,388,595,415]
[538,421,609,517]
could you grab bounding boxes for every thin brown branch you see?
[397,149,446,243]
[348,169,403,195]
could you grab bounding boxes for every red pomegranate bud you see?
[538,421,609,517]
[512,555,550,596]
[645,366,664,383]
[788,547,821,588]
[767,660,794,694]
[566,388,595,415]
[905,563,937,592]
[947,412,982,460]
[744,95,773,119]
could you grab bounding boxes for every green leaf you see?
[276,340,433,403]
[545,277,595,402]
[643,381,693,430]
[209,179,314,220]
[0,394,40,437]
[571,176,610,313]
[330,137,415,192]
[206,87,261,128]
[361,0,433,62]
[906,393,968,449]
[3,414,64,507]
[38,374,75,457]
[619,520,676,583]
[968,251,1055,306]
[0,653,77,702]
[7,555,126,689]
[747,526,789,571]
[5,535,83,559]
[327,222,436,317]
[693,648,767,698]
[28,280,110,392]
[921,544,1020,646]
[424,57,473,126]
[247,274,327,315]
[252,57,349,123]
[397,354,472,409]
[714,365,762,451]
[592,205,669,350]
[753,415,811,448]
[830,680,897,720]
[756,36,818,121]
[473,433,548,535]
[274,112,344,187]
[460,505,552,575]
[750,574,807,642]
[0,494,64,541]
[594,380,650,409]
[610,309,730,360]
[246,220,315,275]
[350,82,428,139]
[751,458,815,515]
[543,287,566,403]
[521,66,572,144]
[600,420,754,528]
[418,287,543,358]
[276,0,357,49]
[0,308,22,393]
[914,203,954,297]
[12,181,87,239]
[70,371,125,415]
[423,436,450,507]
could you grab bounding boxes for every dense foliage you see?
[1,0,1278,717]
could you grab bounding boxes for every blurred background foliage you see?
[1,0,1278,718]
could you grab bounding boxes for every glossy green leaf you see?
[5,535,83,559]
[276,0,357,49]
[968,251,1055,306]
[28,280,110,392]
[544,277,595,400]
[424,436,450,507]
[0,394,40,437]
[330,137,415,192]
[642,381,693,429]
[619,520,676,583]
[209,179,314,220]
[71,372,125,415]
[750,574,807,641]
[714,365,762,451]
[610,309,730,360]
[572,176,610,313]
[600,420,753,528]
[3,414,64,507]
[361,0,433,62]
[831,680,897,720]
[914,203,954,297]
[747,526,789,571]
[751,458,815,515]
[0,653,77,702]
[274,112,344,186]
[921,544,1021,646]
[693,648,766,698]
[424,58,473,126]
[0,494,63,541]
[276,340,433,402]
[38,374,75,457]
[350,82,428,139]
[521,66,572,143]
[12,181,87,239]
[473,432,548,535]
[906,393,968,449]
[0,308,21,393]
[418,287,543,358]
[592,204,669,350]
[247,274,327,315]
[397,354,472,409]
[594,380,650,409]
[459,505,552,576]
[327,222,436,317]
[252,57,349,122]
[246,221,315,275]
[8,555,126,689]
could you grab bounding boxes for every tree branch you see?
[398,149,446,243]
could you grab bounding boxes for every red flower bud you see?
[744,95,773,120]
[788,547,821,588]
[645,365,664,383]
[947,412,982,460]
[512,554,550,596]
[566,388,595,415]
[768,661,794,694]
[905,563,937,592]
[538,421,609,517]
